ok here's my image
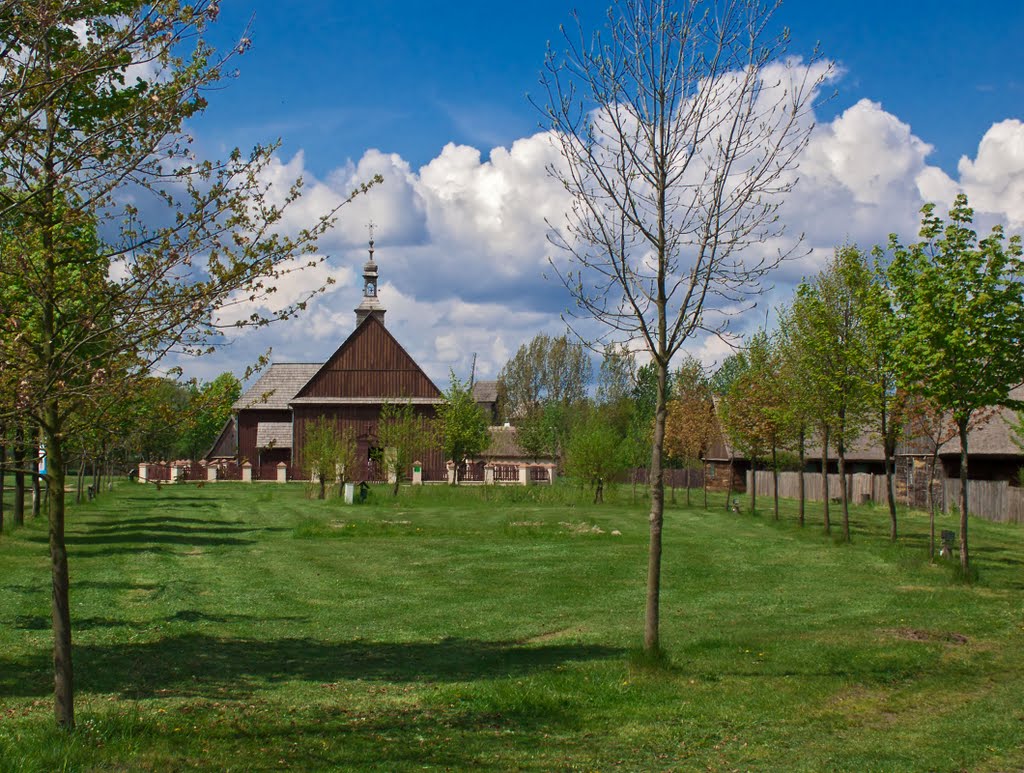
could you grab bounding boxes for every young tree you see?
[178,373,243,462]
[497,333,592,421]
[377,400,435,496]
[664,356,715,507]
[566,411,627,503]
[437,372,489,485]
[540,0,823,652]
[775,306,811,526]
[303,418,356,500]
[861,262,910,541]
[719,333,785,517]
[787,247,873,541]
[888,194,1024,576]
[0,4,373,728]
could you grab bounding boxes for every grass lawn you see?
[0,480,1022,771]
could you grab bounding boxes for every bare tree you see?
[538,0,826,653]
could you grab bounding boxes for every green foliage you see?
[377,400,435,495]
[516,401,571,463]
[710,352,747,396]
[888,194,1024,423]
[888,194,1024,570]
[437,371,489,482]
[302,417,356,499]
[664,355,714,469]
[497,333,592,421]
[564,411,628,502]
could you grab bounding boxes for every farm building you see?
[207,241,447,481]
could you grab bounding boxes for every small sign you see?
[38,444,47,476]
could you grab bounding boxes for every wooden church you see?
[207,240,448,481]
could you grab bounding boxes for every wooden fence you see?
[749,470,1024,525]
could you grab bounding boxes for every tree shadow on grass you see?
[0,634,624,700]
[9,609,308,631]
[26,532,258,552]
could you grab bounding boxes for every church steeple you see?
[355,227,385,328]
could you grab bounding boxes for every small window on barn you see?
[708,463,716,479]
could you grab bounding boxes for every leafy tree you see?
[303,417,357,500]
[0,3,373,728]
[787,246,873,540]
[719,332,790,517]
[566,411,627,503]
[710,352,748,396]
[178,373,242,462]
[516,401,570,465]
[378,400,435,496]
[860,259,911,541]
[776,306,816,527]
[888,194,1024,576]
[596,343,637,436]
[497,333,592,421]
[664,356,715,507]
[437,372,489,485]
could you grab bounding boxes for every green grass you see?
[1,481,1022,771]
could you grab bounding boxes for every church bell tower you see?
[354,233,385,328]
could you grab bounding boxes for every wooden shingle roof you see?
[233,363,322,411]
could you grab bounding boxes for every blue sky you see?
[199,1,1023,176]
[181,1,1024,385]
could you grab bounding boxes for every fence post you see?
[170,464,182,484]
[446,462,455,485]
[483,463,494,485]
[241,461,252,483]
[207,465,218,483]
[276,462,287,483]
[138,463,148,483]
[546,463,556,484]
[518,465,530,486]
[412,461,422,486]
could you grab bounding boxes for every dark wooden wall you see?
[237,408,292,465]
[292,404,446,480]
[296,317,441,400]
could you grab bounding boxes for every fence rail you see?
[748,470,1023,525]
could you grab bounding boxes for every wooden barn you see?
[208,241,448,481]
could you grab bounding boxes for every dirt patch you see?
[884,627,968,645]
[522,627,585,644]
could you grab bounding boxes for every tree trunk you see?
[685,471,690,506]
[958,417,971,576]
[13,424,25,526]
[594,477,603,504]
[771,444,779,521]
[797,427,805,527]
[881,406,897,541]
[43,416,74,729]
[838,437,850,543]
[643,362,667,655]
[749,460,757,515]
[32,453,41,519]
[76,453,85,504]
[821,426,831,535]
[318,474,326,500]
[0,426,5,533]
[724,458,734,512]
[884,447,897,541]
[702,459,708,510]
[927,449,939,562]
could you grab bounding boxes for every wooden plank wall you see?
[749,470,1024,525]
